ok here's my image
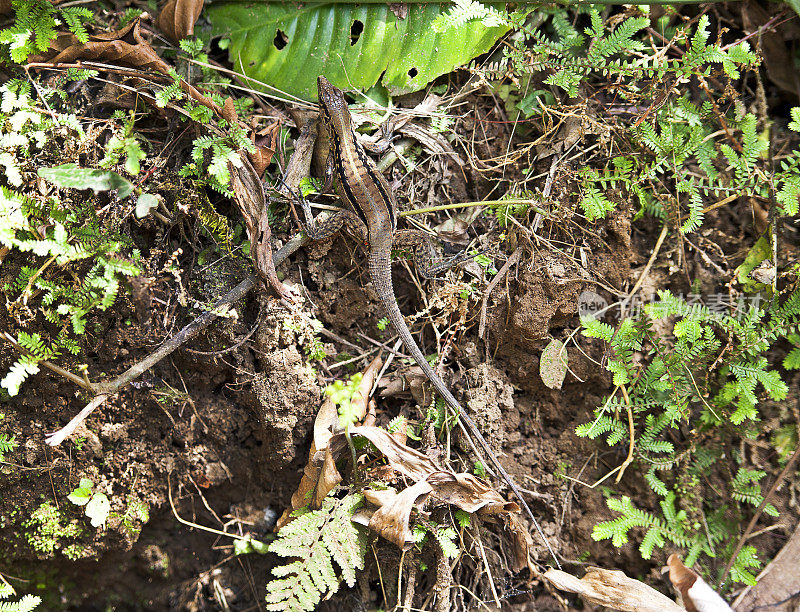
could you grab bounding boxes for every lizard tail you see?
[367,250,462,413]
[366,250,561,570]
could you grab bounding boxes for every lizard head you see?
[317,76,350,134]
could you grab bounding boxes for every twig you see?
[182,316,262,356]
[45,237,306,446]
[718,440,800,588]
[625,221,669,301]
[44,394,110,446]
[167,473,250,541]
[402,199,549,217]
[402,551,418,611]
[435,543,452,612]
[701,193,739,215]
[474,521,501,608]
[2,332,98,394]
[614,385,636,483]
[478,247,521,341]
[371,544,389,608]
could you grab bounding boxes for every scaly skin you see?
[304,76,556,565]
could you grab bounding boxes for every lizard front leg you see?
[302,206,368,243]
[393,230,477,279]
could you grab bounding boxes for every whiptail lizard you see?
[302,75,557,566]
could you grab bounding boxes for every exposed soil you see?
[2,5,800,611]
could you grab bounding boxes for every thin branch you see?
[2,332,98,393]
[614,385,636,483]
[45,237,306,446]
[625,221,669,301]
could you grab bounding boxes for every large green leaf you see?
[206,2,509,101]
[38,164,133,199]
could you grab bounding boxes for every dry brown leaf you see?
[275,358,383,530]
[544,567,684,612]
[426,471,518,514]
[31,19,223,117]
[228,157,288,298]
[221,97,238,123]
[34,20,172,73]
[339,426,526,561]
[362,481,433,548]
[156,0,204,43]
[248,121,281,177]
[345,426,518,514]
[506,513,535,573]
[666,555,733,612]
[346,425,442,481]
[274,369,524,563]
[358,469,521,550]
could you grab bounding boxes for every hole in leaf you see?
[408,67,418,79]
[273,29,289,50]
[350,20,363,45]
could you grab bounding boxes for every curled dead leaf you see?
[31,19,223,118]
[33,19,171,73]
[362,481,433,549]
[276,358,383,530]
[247,121,281,177]
[339,426,526,564]
[228,157,287,298]
[545,567,684,612]
[426,470,518,514]
[275,363,527,566]
[667,554,733,612]
[221,97,238,123]
[156,0,204,43]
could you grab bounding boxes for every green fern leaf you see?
[784,347,800,370]
[266,492,366,612]
[1,357,40,397]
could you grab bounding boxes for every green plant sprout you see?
[68,478,111,529]
[21,502,83,558]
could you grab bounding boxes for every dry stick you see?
[167,473,250,541]
[626,221,669,302]
[182,316,262,356]
[435,544,452,612]
[718,440,800,588]
[478,247,521,341]
[474,521,502,608]
[614,385,636,484]
[2,332,96,393]
[44,236,306,447]
[402,551,418,611]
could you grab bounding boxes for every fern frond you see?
[59,7,93,44]
[266,492,366,612]
[1,357,40,397]
[0,583,42,612]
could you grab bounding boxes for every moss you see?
[21,502,83,558]
[62,543,89,560]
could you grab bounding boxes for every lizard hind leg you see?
[393,229,476,279]
[303,208,368,243]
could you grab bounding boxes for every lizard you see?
[301,75,556,566]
